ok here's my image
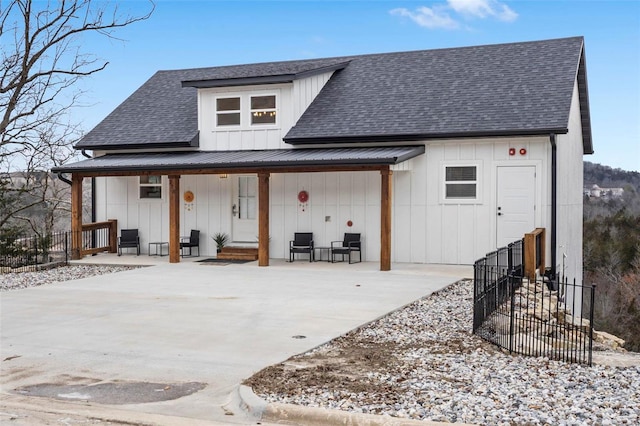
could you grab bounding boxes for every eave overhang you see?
[52,146,425,177]
[181,62,350,89]
[75,132,200,152]
[577,44,594,155]
[283,128,570,146]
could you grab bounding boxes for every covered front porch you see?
[53,146,425,271]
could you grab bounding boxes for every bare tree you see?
[0,0,153,231]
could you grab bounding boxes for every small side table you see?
[314,246,331,262]
[148,242,169,256]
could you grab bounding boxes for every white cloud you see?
[390,6,460,30]
[448,0,518,22]
[391,0,518,29]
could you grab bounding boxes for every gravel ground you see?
[3,267,638,425]
[0,265,140,291]
[247,280,640,425]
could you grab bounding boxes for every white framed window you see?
[442,164,480,203]
[250,95,276,125]
[216,97,241,126]
[139,175,162,199]
[214,93,278,128]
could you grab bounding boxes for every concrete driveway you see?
[0,259,471,424]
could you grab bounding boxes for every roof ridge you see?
[155,36,585,74]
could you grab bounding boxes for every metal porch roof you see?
[51,146,425,175]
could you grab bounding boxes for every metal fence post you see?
[589,284,595,366]
[65,232,69,264]
[33,235,38,268]
[508,273,516,354]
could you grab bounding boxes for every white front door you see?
[232,175,258,243]
[496,166,536,248]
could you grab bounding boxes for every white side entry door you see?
[496,166,536,248]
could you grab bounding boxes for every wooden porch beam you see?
[70,174,83,260]
[258,172,270,266]
[380,167,392,271]
[168,175,180,263]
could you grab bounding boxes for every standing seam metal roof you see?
[51,146,425,174]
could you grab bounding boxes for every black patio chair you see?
[180,230,200,257]
[118,229,140,256]
[331,233,362,264]
[289,232,314,262]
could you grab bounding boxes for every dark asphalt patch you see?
[14,381,206,405]
[196,258,253,265]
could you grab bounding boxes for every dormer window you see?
[214,93,278,128]
[216,97,241,126]
[251,95,276,125]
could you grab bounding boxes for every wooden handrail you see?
[524,228,546,281]
[81,221,115,232]
[79,219,117,256]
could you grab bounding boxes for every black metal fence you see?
[473,241,595,365]
[473,240,524,332]
[0,232,69,273]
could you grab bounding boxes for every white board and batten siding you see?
[96,135,552,265]
[269,171,381,261]
[554,82,585,284]
[95,174,231,256]
[197,83,291,151]
[94,75,585,269]
[94,176,170,247]
[393,137,550,265]
[197,72,335,151]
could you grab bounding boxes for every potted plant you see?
[212,232,229,253]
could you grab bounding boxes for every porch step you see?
[217,246,258,261]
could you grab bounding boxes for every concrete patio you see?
[1,256,471,424]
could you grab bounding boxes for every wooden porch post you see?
[380,167,392,271]
[71,174,83,260]
[108,219,118,253]
[258,172,270,266]
[169,175,180,263]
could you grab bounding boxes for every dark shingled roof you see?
[52,146,425,174]
[75,69,199,150]
[75,57,350,150]
[286,37,592,153]
[75,37,592,154]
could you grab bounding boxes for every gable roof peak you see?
[75,36,591,153]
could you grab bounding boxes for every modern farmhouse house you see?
[53,36,593,281]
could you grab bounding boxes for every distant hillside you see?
[583,161,640,352]
[583,162,640,218]
[584,161,640,193]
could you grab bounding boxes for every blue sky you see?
[72,0,639,172]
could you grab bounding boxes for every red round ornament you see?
[297,190,309,203]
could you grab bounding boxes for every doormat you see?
[196,258,254,265]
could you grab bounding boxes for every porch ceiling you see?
[51,146,425,176]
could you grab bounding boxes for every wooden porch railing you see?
[79,219,118,257]
[524,227,546,281]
